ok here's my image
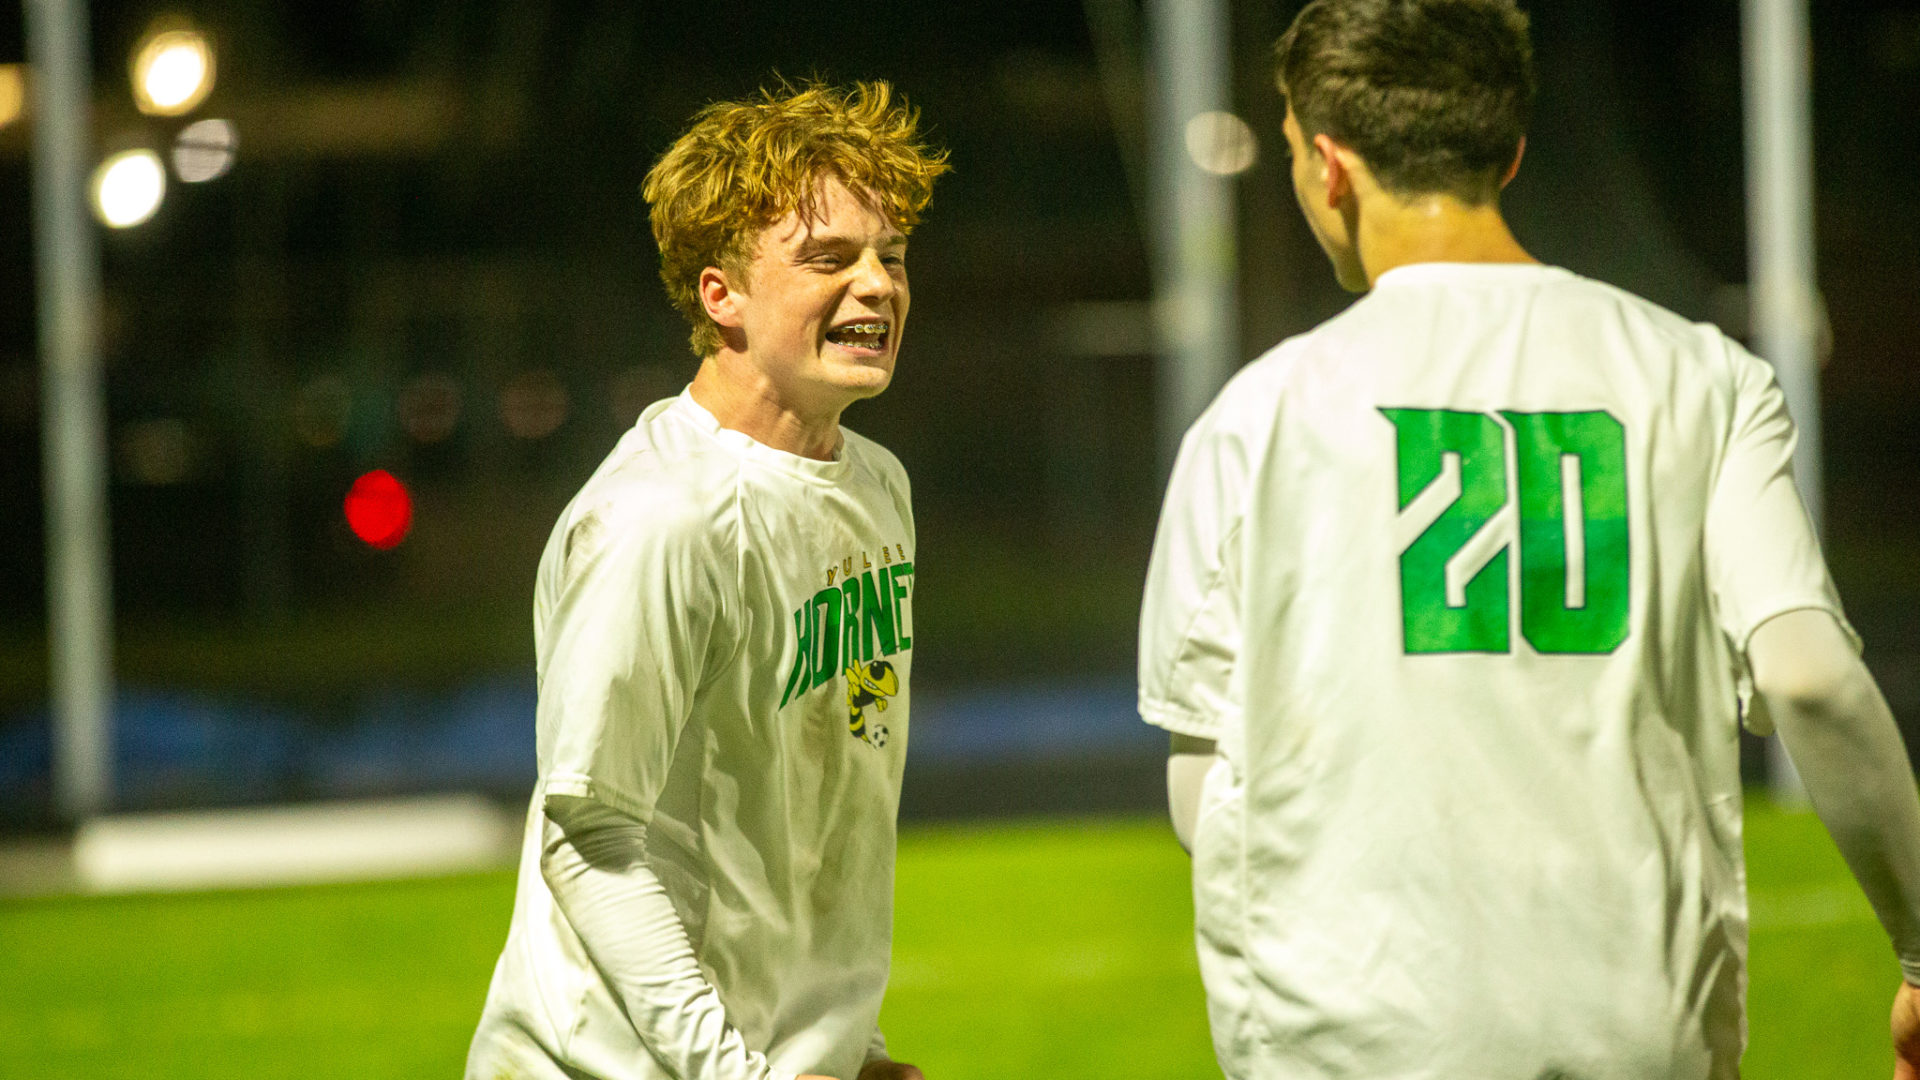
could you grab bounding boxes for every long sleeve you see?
[1753,610,1920,983]
[541,795,793,1080]
[537,493,737,824]
[1166,738,1217,854]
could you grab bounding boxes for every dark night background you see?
[0,0,1914,823]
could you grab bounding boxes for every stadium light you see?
[91,149,166,228]
[130,26,214,116]
[0,65,24,130]
[171,117,236,182]
[1184,111,1258,176]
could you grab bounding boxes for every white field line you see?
[72,793,520,894]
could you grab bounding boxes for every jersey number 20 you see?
[1380,408,1628,655]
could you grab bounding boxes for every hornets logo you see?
[844,659,899,747]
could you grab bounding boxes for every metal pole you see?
[1742,0,1819,802]
[26,0,116,820]
[1147,0,1237,478]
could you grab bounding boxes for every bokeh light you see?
[499,369,568,440]
[0,65,24,130]
[398,373,463,444]
[1184,110,1258,176]
[344,470,413,550]
[91,149,167,228]
[172,117,236,182]
[131,27,215,116]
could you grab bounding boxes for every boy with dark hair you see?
[1138,1,1920,1076]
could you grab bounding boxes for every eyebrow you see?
[794,232,908,256]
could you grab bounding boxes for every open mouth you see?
[825,320,890,352]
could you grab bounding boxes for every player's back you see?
[1155,262,1797,1079]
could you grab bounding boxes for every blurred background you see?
[0,0,1913,823]
[0,1,1915,1076]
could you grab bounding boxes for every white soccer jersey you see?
[470,389,917,1080]
[1139,263,1853,1080]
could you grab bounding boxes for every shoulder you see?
[839,425,912,496]
[1185,334,1315,445]
[1565,273,1736,353]
[563,422,743,576]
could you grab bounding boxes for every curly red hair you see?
[643,81,950,357]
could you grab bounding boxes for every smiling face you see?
[707,175,910,417]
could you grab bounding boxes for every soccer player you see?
[1137,1,1920,1076]
[467,82,946,1080]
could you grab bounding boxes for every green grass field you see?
[0,800,1900,1079]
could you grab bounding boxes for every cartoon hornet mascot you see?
[844,659,899,748]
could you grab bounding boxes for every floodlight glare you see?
[92,149,167,228]
[0,65,23,130]
[172,118,237,182]
[131,28,214,116]
[1184,111,1259,177]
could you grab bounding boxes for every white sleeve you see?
[1138,398,1250,739]
[1167,746,1217,853]
[537,498,735,823]
[1752,611,1920,983]
[542,796,793,1080]
[1703,346,1856,661]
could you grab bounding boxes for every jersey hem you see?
[540,773,655,827]
[1732,599,1861,657]
[1139,698,1223,739]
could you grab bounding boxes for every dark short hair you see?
[1275,0,1534,204]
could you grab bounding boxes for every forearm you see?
[542,797,789,1080]
[1756,615,1920,981]
[1168,733,1217,854]
[1773,680,1920,980]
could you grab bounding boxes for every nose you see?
[850,249,896,302]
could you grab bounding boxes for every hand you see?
[1894,981,1920,1080]
[857,1062,926,1080]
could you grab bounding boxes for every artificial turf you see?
[0,800,1899,1078]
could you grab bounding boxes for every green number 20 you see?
[1380,408,1629,655]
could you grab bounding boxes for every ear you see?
[1500,137,1526,188]
[1311,132,1352,207]
[699,266,744,329]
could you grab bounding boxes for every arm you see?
[1749,610,1920,1075]
[537,508,833,1080]
[1168,733,1218,855]
[1699,347,1920,1073]
[542,797,818,1080]
[1139,382,1260,830]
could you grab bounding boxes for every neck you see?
[1356,194,1536,287]
[689,352,845,461]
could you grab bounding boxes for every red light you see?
[344,469,413,550]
